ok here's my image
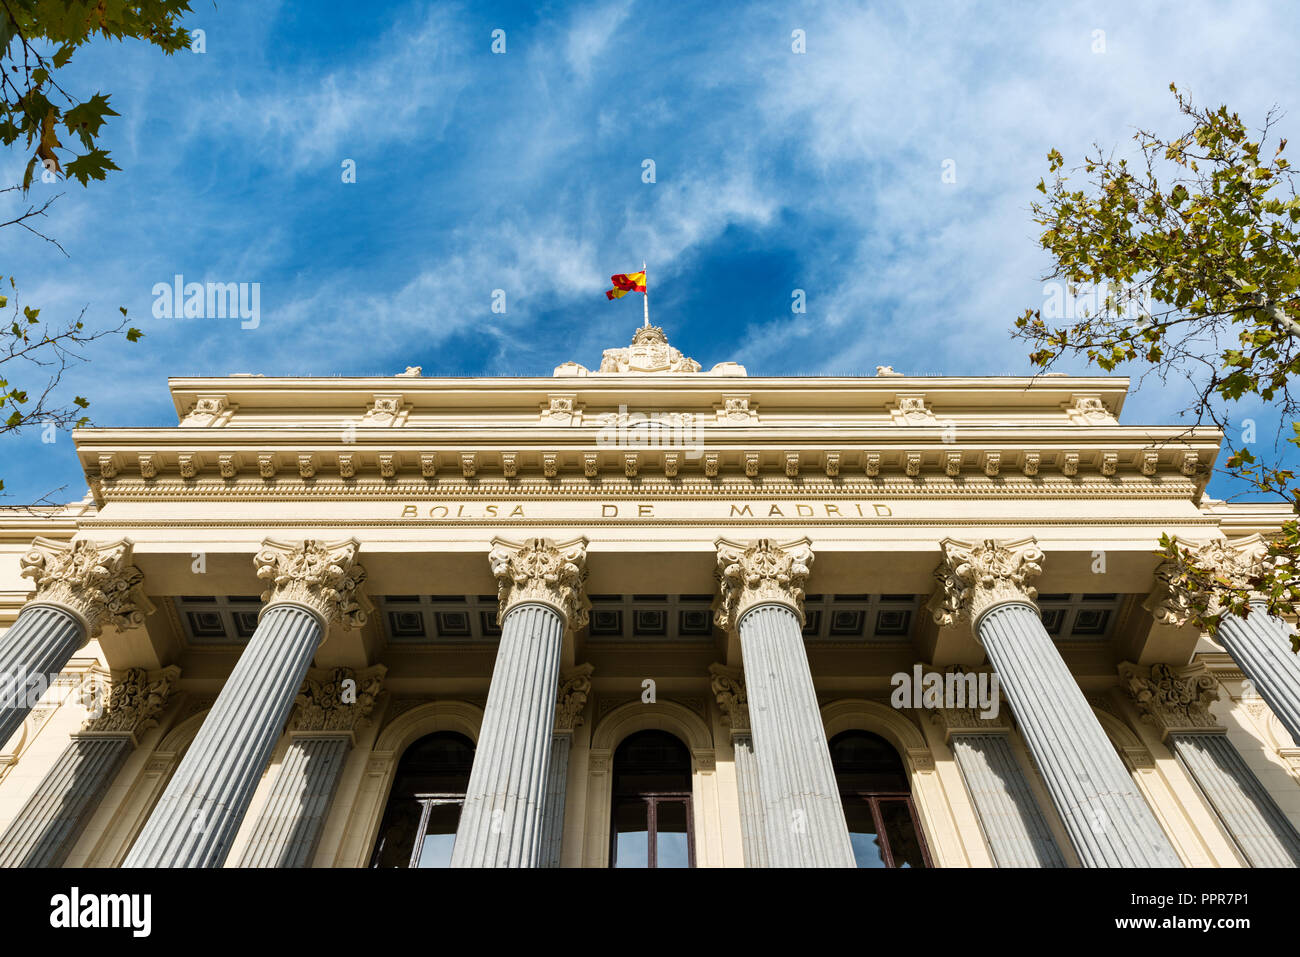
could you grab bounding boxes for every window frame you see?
[609,790,696,869]
[838,789,933,868]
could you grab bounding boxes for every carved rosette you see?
[81,666,180,737]
[488,536,590,631]
[928,537,1044,629]
[289,665,386,733]
[708,663,749,733]
[1144,536,1267,626]
[713,537,814,631]
[555,663,594,732]
[1119,662,1221,734]
[255,538,370,629]
[20,537,153,638]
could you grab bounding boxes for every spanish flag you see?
[606,270,647,300]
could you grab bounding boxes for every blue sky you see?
[2,0,1298,504]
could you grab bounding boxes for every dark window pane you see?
[879,800,928,868]
[371,799,423,868]
[655,801,690,868]
[843,797,887,868]
[414,802,462,868]
[612,799,649,868]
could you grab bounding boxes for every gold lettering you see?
[873,503,892,516]
[602,504,618,517]
[510,505,525,517]
[638,504,654,517]
[486,505,498,517]
[824,504,841,516]
[768,504,785,517]
[796,504,813,517]
[730,504,753,516]
[402,504,417,518]
[430,505,449,518]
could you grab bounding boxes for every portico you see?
[0,325,1297,868]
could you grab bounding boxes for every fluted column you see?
[452,537,589,868]
[710,663,768,867]
[2,538,151,747]
[931,538,1181,867]
[1121,661,1300,867]
[1147,537,1300,746]
[0,666,178,867]
[715,538,854,867]
[124,539,368,868]
[540,664,592,868]
[931,703,1065,867]
[238,666,385,867]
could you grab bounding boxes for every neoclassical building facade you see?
[1,324,1299,868]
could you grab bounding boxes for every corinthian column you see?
[2,538,151,747]
[238,665,385,867]
[124,539,368,868]
[1120,661,1300,867]
[0,666,178,867]
[931,537,1180,867]
[709,663,768,867]
[715,538,854,867]
[451,537,589,867]
[539,663,592,868]
[1146,536,1300,747]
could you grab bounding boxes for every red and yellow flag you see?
[605,270,647,300]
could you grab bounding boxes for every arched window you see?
[610,730,694,868]
[830,730,931,868]
[369,732,475,868]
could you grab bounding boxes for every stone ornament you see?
[21,537,153,638]
[1065,394,1116,424]
[598,325,702,374]
[255,538,370,629]
[708,663,749,732]
[81,665,180,737]
[891,394,937,426]
[929,537,1044,629]
[1119,662,1221,734]
[488,536,591,631]
[714,537,814,631]
[289,665,386,733]
[555,664,594,732]
[1144,536,1267,625]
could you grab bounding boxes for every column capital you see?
[288,665,386,736]
[925,665,1009,737]
[78,665,180,741]
[255,538,370,629]
[708,662,749,733]
[713,537,814,631]
[1145,535,1267,627]
[928,537,1043,629]
[1119,661,1222,736]
[555,663,594,732]
[20,537,153,638]
[489,536,591,630]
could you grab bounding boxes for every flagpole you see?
[642,260,649,328]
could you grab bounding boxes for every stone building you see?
[1,324,1298,868]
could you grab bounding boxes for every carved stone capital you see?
[928,537,1043,629]
[555,663,594,732]
[80,665,180,738]
[289,665,386,734]
[20,537,153,638]
[708,663,749,733]
[1144,536,1267,626]
[489,536,590,630]
[714,537,814,631]
[254,538,370,629]
[1119,661,1221,735]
